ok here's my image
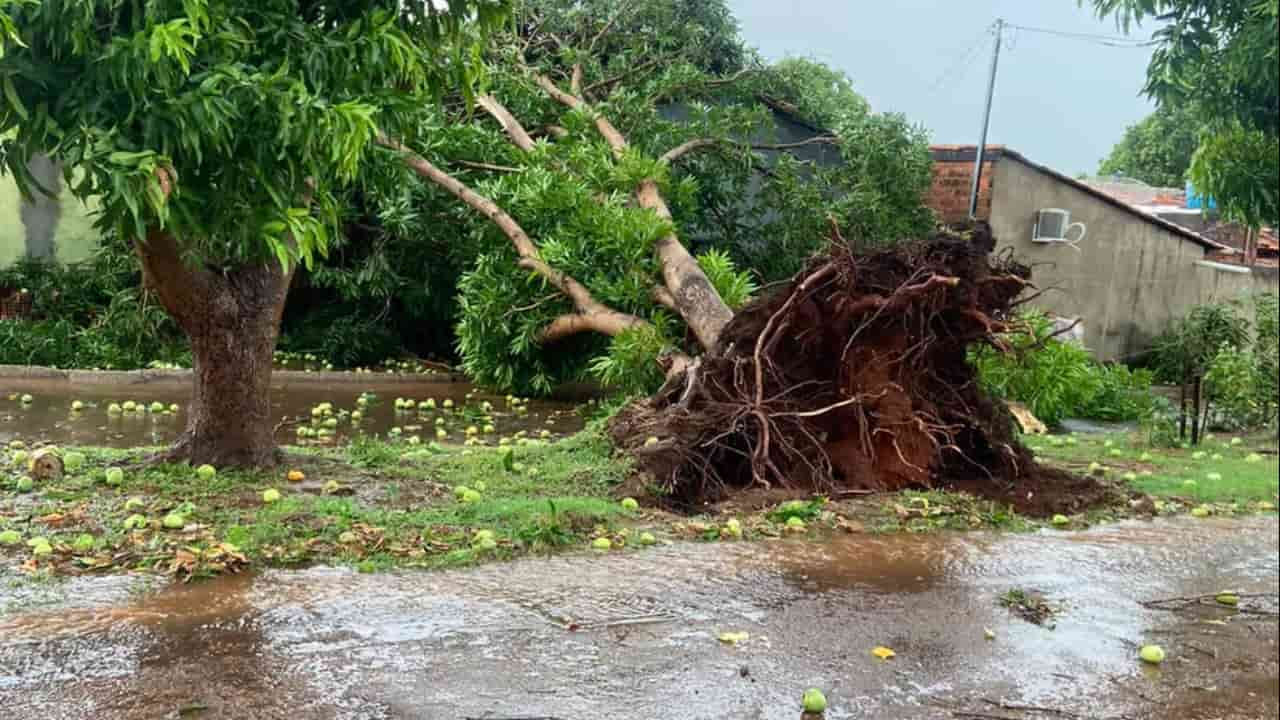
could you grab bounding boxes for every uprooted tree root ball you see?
[611,223,1119,517]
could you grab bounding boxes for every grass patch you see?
[1,427,643,579]
[1024,431,1279,509]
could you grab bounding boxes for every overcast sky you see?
[729,0,1160,176]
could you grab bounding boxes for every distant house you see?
[927,145,1279,361]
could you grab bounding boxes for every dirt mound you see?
[610,223,1114,517]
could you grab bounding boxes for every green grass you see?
[1024,431,1279,508]
[0,427,644,578]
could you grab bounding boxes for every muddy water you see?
[1,374,583,449]
[1,517,1276,719]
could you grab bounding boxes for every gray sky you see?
[729,0,1160,176]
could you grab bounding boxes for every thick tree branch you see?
[476,94,536,152]
[378,133,647,344]
[570,63,583,96]
[651,285,678,311]
[534,74,735,350]
[540,310,645,343]
[660,135,841,164]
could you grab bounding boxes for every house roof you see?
[929,145,1229,252]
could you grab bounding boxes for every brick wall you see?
[925,146,1002,224]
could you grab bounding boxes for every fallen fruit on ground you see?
[10,449,28,466]
[262,489,282,504]
[460,489,482,504]
[802,688,828,713]
[639,532,657,546]
[718,631,749,645]
[63,451,85,471]
[724,518,743,538]
[149,402,165,413]
[32,542,52,556]
[620,497,639,511]
[287,470,305,482]
[1122,472,1138,482]
[1051,514,1070,526]
[1139,645,1166,664]
[71,400,85,412]
[785,517,807,533]
[124,498,145,511]
[73,534,95,552]
[162,513,186,530]
[1215,592,1240,606]
[322,480,341,494]
[123,514,148,530]
[1191,506,1211,518]
[338,531,357,544]
[872,646,896,660]
[1206,472,1223,482]
[105,467,124,486]
[591,537,612,551]
[476,537,498,551]
[0,530,20,545]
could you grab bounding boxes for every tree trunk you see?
[1190,375,1203,445]
[135,231,291,467]
[1178,380,1188,440]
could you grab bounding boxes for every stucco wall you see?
[0,156,101,268]
[989,157,1279,361]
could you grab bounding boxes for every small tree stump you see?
[29,448,64,481]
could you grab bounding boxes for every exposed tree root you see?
[610,223,1117,517]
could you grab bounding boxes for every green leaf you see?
[2,75,26,120]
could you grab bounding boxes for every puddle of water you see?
[1,376,584,449]
[0,517,1276,719]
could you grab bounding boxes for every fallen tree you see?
[610,223,1115,516]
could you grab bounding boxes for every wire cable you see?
[1005,22,1158,48]
[927,24,997,92]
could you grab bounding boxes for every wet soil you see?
[1,374,583,449]
[1,516,1275,719]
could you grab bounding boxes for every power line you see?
[1004,22,1158,48]
[928,25,997,92]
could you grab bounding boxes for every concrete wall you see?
[0,156,101,267]
[988,157,1280,361]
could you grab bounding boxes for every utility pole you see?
[969,18,1004,219]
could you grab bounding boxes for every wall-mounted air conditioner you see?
[1033,208,1087,248]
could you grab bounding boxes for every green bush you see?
[971,311,1154,427]
[0,247,188,369]
[1150,293,1278,433]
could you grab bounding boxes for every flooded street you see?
[1,516,1276,719]
[1,370,584,448]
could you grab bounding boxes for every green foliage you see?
[1189,125,1280,226]
[972,312,1154,426]
[1149,298,1252,384]
[1203,293,1280,428]
[766,498,826,523]
[1098,105,1202,187]
[588,318,674,396]
[1088,0,1279,227]
[697,249,757,309]
[0,248,187,369]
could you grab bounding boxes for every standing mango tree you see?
[0,0,506,466]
